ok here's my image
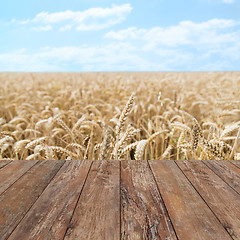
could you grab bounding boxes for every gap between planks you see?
[8,160,93,240]
[0,161,65,240]
[121,160,177,240]
[175,160,240,240]
[0,161,12,169]
[149,160,234,240]
[203,160,240,195]
[0,160,239,240]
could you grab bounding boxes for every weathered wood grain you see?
[8,160,92,240]
[231,160,240,169]
[121,160,177,240]
[176,160,240,240]
[0,160,64,240]
[0,160,12,169]
[0,160,37,196]
[64,161,120,240]
[204,160,240,194]
[0,160,239,240]
[149,160,232,240]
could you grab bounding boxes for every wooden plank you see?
[149,160,232,240]
[0,160,64,240]
[121,160,177,240]
[0,161,38,196]
[8,160,92,240]
[231,160,240,169]
[0,160,12,169]
[64,161,120,240]
[204,160,240,194]
[176,161,240,240]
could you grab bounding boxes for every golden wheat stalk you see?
[99,128,111,160]
[229,127,240,160]
[119,142,138,159]
[54,116,75,141]
[115,92,135,139]
[134,130,168,160]
[25,137,47,150]
[112,124,138,159]
[49,146,78,159]
[161,145,173,160]
[201,139,225,160]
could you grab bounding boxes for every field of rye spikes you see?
[0,72,239,160]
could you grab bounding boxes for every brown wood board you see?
[0,161,38,196]
[0,160,239,240]
[149,160,232,240]
[176,160,240,240]
[121,160,177,240]
[64,161,120,240]
[0,161,12,169]
[231,160,240,169]
[203,160,240,195]
[0,160,64,240]
[8,160,92,240]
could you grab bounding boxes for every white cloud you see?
[0,43,160,71]
[1,17,239,71]
[222,0,234,3]
[103,18,240,70]
[19,19,31,24]
[16,4,132,31]
[105,19,239,54]
[105,27,147,40]
[59,24,72,32]
[0,49,59,71]
[31,25,52,31]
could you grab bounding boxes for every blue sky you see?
[0,0,239,71]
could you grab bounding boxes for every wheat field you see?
[0,72,239,160]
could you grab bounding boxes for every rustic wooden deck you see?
[0,160,239,240]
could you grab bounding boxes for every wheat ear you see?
[134,130,168,160]
[113,124,138,159]
[192,123,202,150]
[160,145,173,160]
[220,123,240,139]
[99,128,111,160]
[25,137,47,149]
[229,127,240,160]
[119,142,138,159]
[54,116,75,141]
[116,92,135,139]
[201,139,225,160]
[49,146,78,159]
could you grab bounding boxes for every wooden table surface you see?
[0,160,239,240]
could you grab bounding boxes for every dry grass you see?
[0,72,239,160]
